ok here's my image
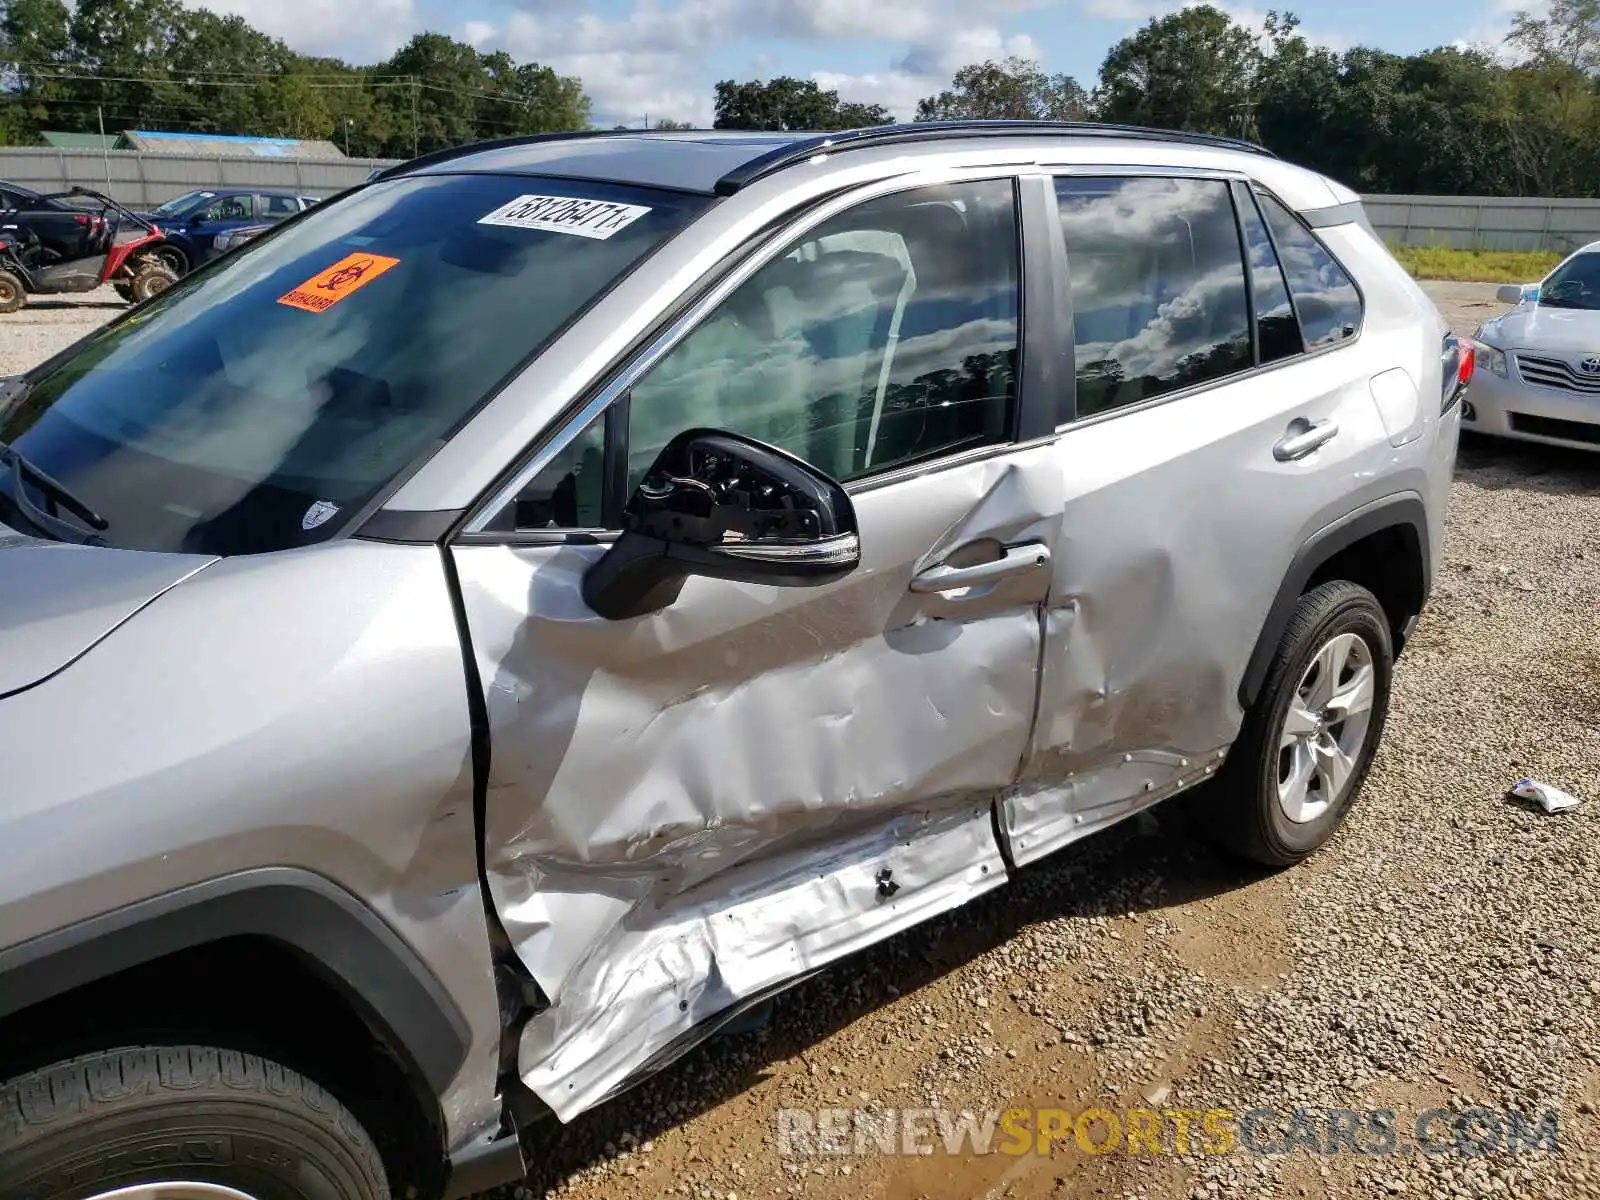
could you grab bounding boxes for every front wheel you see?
[0,1045,390,1200]
[1212,580,1394,867]
[0,267,26,314]
[126,259,178,304]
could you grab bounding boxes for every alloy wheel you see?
[1276,631,1376,824]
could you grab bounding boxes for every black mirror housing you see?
[581,428,860,621]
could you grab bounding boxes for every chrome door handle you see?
[1274,417,1339,462]
[910,541,1052,594]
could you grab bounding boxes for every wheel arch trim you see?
[1237,492,1430,710]
[0,867,472,1098]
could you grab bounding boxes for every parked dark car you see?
[208,220,275,257]
[0,181,111,262]
[133,187,319,273]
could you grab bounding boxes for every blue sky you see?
[203,0,1528,129]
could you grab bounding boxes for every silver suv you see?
[0,122,1466,1200]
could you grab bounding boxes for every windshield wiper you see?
[0,440,110,545]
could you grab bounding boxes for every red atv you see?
[0,188,178,313]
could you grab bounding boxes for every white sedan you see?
[1467,240,1600,450]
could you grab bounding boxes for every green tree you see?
[712,76,891,130]
[1094,4,1262,137]
[0,0,73,141]
[1499,0,1600,194]
[914,56,1087,120]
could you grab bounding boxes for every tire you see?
[112,281,133,303]
[153,243,189,277]
[129,260,178,304]
[1213,580,1394,867]
[0,268,25,314]
[0,1045,390,1200]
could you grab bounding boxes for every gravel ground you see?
[0,288,124,376]
[5,282,1597,1199]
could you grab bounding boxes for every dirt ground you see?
[3,280,1596,1200]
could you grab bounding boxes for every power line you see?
[5,65,547,105]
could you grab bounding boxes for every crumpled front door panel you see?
[450,445,1062,1120]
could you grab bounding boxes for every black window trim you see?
[1042,169,1369,435]
[456,168,1039,546]
[1228,180,1262,368]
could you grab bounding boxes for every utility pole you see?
[96,106,111,191]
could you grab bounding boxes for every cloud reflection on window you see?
[1054,176,1251,417]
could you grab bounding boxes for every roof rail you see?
[711,120,1278,196]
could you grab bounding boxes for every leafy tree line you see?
[715,0,1600,198]
[0,0,588,156]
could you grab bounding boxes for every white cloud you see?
[186,0,418,60]
[1454,0,1541,57]
[1078,0,1348,52]
[486,0,1050,125]
[813,28,1044,118]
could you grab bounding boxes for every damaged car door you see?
[999,173,1377,865]
[448,175,1061,1119]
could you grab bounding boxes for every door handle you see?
[1274,417,1339,462]
[910,540,1052,594]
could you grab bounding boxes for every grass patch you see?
[1388,244,1562,284]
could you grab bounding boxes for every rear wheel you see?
[152,243,189,277]
[0,1045,390,1200]
[128,259,178,303]
[0,268,26,313]
[1212,580,1394,866]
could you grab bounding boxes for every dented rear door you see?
[1000,173,1390,865]
[447,174,1060,1120]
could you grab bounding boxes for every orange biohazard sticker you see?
[278,252,400,313]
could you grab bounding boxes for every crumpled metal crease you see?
[460,449,1064,1121]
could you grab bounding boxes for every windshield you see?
[0,173,707,555]
[1540,252,1600,310]
[150,190,215,217]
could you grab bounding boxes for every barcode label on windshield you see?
[477,194,652,240]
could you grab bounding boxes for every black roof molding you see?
[712,121,1278,195]
[370,121,1278,192]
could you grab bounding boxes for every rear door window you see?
[1054,176,1251,418]
[260,194,301,218]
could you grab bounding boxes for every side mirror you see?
[581,428,860,621]
[1496,283,1536,305]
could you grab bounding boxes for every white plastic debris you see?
[1508,778,1584,814]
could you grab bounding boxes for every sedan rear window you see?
[0,173,706,556]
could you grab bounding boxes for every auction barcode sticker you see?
[478,194,653,240]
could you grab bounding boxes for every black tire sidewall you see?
[155,245,188,276]
[1,1048,388,1200]
[1239,583,1393,864]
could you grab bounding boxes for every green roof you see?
[39,131,121,150]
